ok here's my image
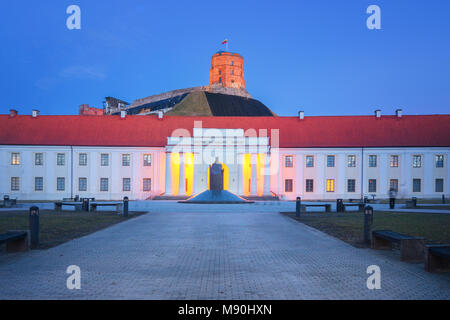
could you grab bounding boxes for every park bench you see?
[405,199,417,209]
[0,231,29,253]
[300,203,331,213]
[372,230,424,262]
[89,202,123,213]
[54,201,83,211]
[2,195,17,208]
[425,244,450,273]
[342,203,365,211]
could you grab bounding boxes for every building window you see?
[306,156,314,168]
[122,154,130,166]
[79,178,87,192]
[100,178,109,192]
[412,155,422,168]
[305,179,314,192]
[326,179,335,192]
[435,179,444,193]
[144,154,152,167]
[231,61,234,66]
[219,70,221,75]
[285,179,293,193]
[348,155,356,167]
[123,178,131,192]
[231,69,234,75]
[285,155,293,168]
[11,153,20,165]
[347,179,356,193]
[327,155,335,167]
[390,155,399,167]
[143,178,152,191]
[35,177,43,191]
[436,155,444,168]
[57,177,65,191]
[219,77,222,83]
[368,155,377,167]
[101,154,109,166]
[79,153,87,166]
[57,153,65,166]
[368,179,377,193]
[413,179,421,192]
[11,177,20,191]
[35,153,43,166]
[390,179,398,192]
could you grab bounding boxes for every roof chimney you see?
[9,109,18,118]
[298,111,304,120]
[158,111,164,119]
[32,109,40,118]
[395,109,403,118]
[375,109,381,118]
[120,110,127,119]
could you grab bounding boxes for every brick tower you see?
[209,51,245,89]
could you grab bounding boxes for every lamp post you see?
[364,205,373,245]
[29,206,40,248]
[296,197,301,217]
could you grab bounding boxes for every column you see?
[165,152,172,195]
[238,154,244,195]
[193,152,201,194]
[263,153,271,196]
[179,153,185,196]
[251,154,257,196]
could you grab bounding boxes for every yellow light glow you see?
[257,154,265,196]
[170,153,180,196]
[184,153,194,196]
[243,154,251,196]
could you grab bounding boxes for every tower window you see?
[219,70,221,75]
[231,70,234,75]
[231,61,234,66]
[219,77,222,83]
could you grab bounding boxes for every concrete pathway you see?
[0,202,449,299]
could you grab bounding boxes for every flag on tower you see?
[222,39,228,45]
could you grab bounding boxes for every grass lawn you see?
[415,205,450,210]
[282,211,450,247]
[0,210,146,249]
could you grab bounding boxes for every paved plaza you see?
[0,201,449,299]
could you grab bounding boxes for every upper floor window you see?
[306,156,314,168]
[57,153,65,166]
[347,155,356,167]
[368,155,377,167]
[231,61,234,66]
[144,154,152,167]
[285,155,293,168]
[390,155,399,167]
[122,154,130,166]
[327,155,335,167]
[11,153,20,165]
[79,153,87,166]
[413,155,422,168]
[101,153,109,166]
[436,155,444,168]
[35,153,44,166]
[231,70,234,75]
[219,70,221,75]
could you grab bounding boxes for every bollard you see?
[412,197,417,207]
[82,198,90,212]
[123,197,129,217]
[443,194,446,204]
[363,206,373,245]
[29,206,40,248]
[295,197,301,217]
[336,199,344,213]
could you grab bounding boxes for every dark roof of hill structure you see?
[116,93,188,115]
[204,93,275,116]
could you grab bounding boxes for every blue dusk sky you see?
[0,0,449,116]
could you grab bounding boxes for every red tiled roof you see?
[0,114,449,148]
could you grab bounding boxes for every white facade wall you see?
[0,144,449,201]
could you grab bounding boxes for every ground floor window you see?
[347,179,355,193]
[35,177,43,191]
[100,178,109,192]
[368,179,376,193]
[326,179,335,192]
[143,178,151,191]
[435,178,443,193]
[11,177,20,191]
[79,178,87,191]
[57,177,65,191]
[123,178,131,192]
[390,179,398,192]
[305,179,314,192]
[285,179,293,192]
[413,179,421,193]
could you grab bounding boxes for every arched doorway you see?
[207,162,229,191]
